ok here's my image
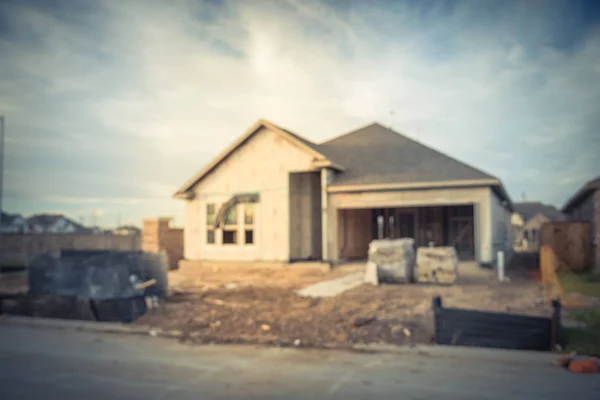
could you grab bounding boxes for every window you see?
[206,204,216,244]
[223,229,237,244]
[223,206,238,244]
[244,204,255,245]
[224,206,237,226]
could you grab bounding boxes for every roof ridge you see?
[263,119,321,148]
[174,119,342,197]
[319,121,380,145]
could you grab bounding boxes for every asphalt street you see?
[0,323,598,399]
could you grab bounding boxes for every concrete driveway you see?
[0,323,598,400]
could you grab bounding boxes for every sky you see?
[1,0,599,228]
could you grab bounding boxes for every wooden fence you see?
[0,233,140,265]
[539,221,591,272]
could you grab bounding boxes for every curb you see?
[351,343,557,364]
[0,315,558,365]
[0,315,153,336]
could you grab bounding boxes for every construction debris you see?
[224,282,239,290]
[555,352,600,374]
[353,317,376,327]
[415,247,459,284]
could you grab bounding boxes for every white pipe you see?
[377,215,384,239]
[497,250,505,282]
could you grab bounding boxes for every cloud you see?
[1,0,599,226]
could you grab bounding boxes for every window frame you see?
[206,203,216,245]
[222,205,239,245]
[243,203,255,246]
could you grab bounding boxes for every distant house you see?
[26,214,87,234]
[113,225,141,236]
[174,119,513,268]
[561,176,600,272]
[0,212,28,233]
[512,202,564,251]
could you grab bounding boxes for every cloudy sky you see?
[1,0,599,227]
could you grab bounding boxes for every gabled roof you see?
[173,119,344,198]
[26,214,86,232]
[561,175,600,213]
[174,120,513,207]
[26,214,64,227]
[0,211,24,225]
[513,202,564,222]
[320,123,499,185]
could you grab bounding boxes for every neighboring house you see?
[86,226,110,235]
[174,119,514,268]
[113,225,141,236]
[0,212,29,233]
[512,202,565,251]
[26,214,87,234]
[561,176,600,273]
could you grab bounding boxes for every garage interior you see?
[338,205,475,262]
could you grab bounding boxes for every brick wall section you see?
[594,189,600,273]
[0,234,140,264]
[142,218,183,270]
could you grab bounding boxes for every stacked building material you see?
[365,238,416,284]
[415,247,459,284]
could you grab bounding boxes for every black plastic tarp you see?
[432,296,563,351]
[1,294,147,323]
[28,250,168,300]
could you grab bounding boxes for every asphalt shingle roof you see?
[317,123,498,186]
[26,214,87,232]
[561,175,600,213]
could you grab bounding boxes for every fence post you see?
[551,299,564,350]
[432,296,443,344]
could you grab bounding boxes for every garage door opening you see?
[338,205,475,261]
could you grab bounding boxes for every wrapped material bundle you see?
[365,238,415,284]
[415,247,459,284]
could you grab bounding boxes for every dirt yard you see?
[135,264,552,349]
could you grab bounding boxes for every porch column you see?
[475,192,493,265]
[473,203,481,263]
[321,168,329,261]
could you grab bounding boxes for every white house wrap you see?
[366,238,416,283]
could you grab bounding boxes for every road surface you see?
[0,323,598,399]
